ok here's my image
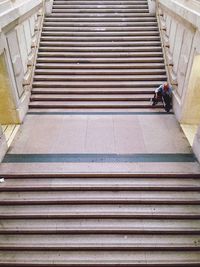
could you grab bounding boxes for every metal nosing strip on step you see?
[2,153,197,163]
[27,111,174,115]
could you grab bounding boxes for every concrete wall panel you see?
[16,24,28,73]
[23,20,32,55]
[6,30,24,98]
[173,24,184,74]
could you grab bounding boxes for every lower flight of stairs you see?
[0,173,200,265]
[30,0,167,112]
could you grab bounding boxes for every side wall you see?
[0,0,44,124]
[0,0,45,160]
[157,0,200,161]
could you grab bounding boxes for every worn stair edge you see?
[1,198,200,205]
[1,173,200,178]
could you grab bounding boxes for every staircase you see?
[1,0,200,266]
[0,173,200,265]
[30,0,167,111]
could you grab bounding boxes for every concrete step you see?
[34,68,165,75]
[40,36,160,41]
[0,204,200,219]
[1,191,200,205]
[36,57,164,63]
[33,74,166,82]
[42,26,158,31]
[1,177,200,191]
[1,219,200,234]
[32,81,166,88]
[41,31,159,36]
[52,5,148,9]
[28,101,161,109]
[43,21,158,27]
[38,47,163,52]
[30,95,153,102]
[39,41,162,47]
[37,51,163,58]
[48,12,151,17]
[53,1,148,4]
[44,17,157,22]
[1,251,200,266]
[47,12,155,16]
[35,62,165,69]
[51,9,149,13]
[0,234,200,250]
[26,107,165,113]
[31,88,155,94]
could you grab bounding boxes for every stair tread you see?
[31,88,155,94]
[1,234,200,249]
[34,69,165,74]
[41,31,159,37]
[51,9,149,13]
[41,36,160,40]
[30,95,153,101]
[1,177,200,188]
[1,191,200,197]
[33,75,166,81]
[53,2,148,9]
[1,251,200,265]
[40,41,162,47]
[1,218,200,233]
[38,47,162,52]
[1,199,199,205]
[43,22,158,26]
[32,81,166,87]
[42,26,158,31]
[53,1,148,4]
[28,102,161,109]
[37,52,163,57]
[35,63,165,69]
[36,58,164,63]
[48,13,151,17]
[0,204,200,216]
[44,17,157,22]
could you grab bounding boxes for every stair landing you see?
[1,112,199,174]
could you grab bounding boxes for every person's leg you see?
[151,93,157,106]
[151,92,162,106]
[163,95,172,112]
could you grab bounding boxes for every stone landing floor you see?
[0,112,200,174]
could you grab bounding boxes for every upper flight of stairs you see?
[30,0,167,111]
[0,173,200,266]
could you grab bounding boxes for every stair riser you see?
[37,52,163,58]
[1,187,200,192]
[51,9,149,13]
[1,200,200,205]
[39,42,162,47]
[35,63,165,69]
[1,214,200,219]
[34,69,166,74]
[44,18,157,22]
[0,246,199,251]
[52,5,149,9]
[43,22,158,26]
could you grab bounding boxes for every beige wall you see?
[0,0,44,160]
[0,124,8,162]
[0,0,44,125]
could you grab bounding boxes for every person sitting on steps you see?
[151,82,173,112]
